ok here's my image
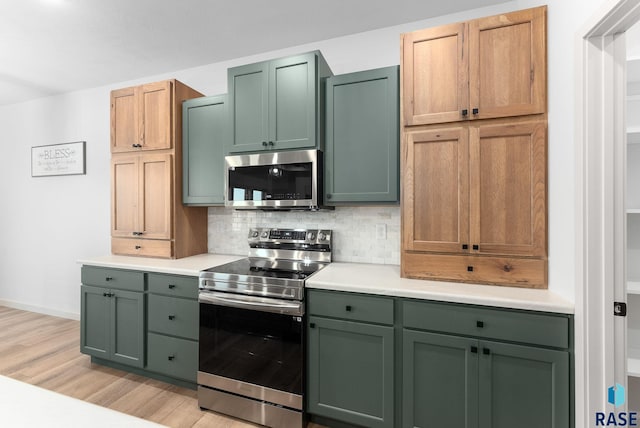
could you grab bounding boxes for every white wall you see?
[0,0,608,318]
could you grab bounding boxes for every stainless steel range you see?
[198,227,332,428]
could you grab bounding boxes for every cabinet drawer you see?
[402,252,547,288]
[111,238,173,258]
[307,290,394,325]
[148,273,198,299]
[81,266,144,292]
[147,332,197,382]
[402,300,569,349]
[148,294,198,340]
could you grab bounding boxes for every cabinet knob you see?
[476,321,484,328]
[105,277,113,281]
[262,141,268,147]
[472,108,479,115]
[309,322,316,329]
[472,244,479,251]
[503,264,513,272]
[168,315,175,320]
[268,141,274,146]
[135,245,141,250]
[168,284,176,289]
[461,109,468,116]
[168,355,175,361]
[462,244,468,250]
[470,346,478,353]
[467,266,474,272]
[345,305,352,312]
[483,348,491,355]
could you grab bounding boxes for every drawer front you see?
[147,332,197,382]
[402,252,547,288]
[81,266,144,292]
[148,294,198,340]
[402,300,569,349]
[111,238,173,258]
[307,290,394,325]
[148,273,198,299]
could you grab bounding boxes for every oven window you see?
[199,303,303,395]
[228,163,312,201]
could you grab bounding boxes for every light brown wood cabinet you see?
[110,79,208,259]
[402,6,546,127]
[400,7,548,288]
[111,81,173,152]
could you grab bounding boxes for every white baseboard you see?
[0,299,80,321]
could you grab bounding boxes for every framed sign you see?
[31,141,86,177]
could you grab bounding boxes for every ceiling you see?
[0,0,507,106]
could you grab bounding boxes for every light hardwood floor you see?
[0,306,324,428]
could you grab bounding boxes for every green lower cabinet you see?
[307,316,394,428]
[146,332,198,383]
[80,285,145,368]
[402,330,570,428]
[402,330,478,428]
[478,340,569,428]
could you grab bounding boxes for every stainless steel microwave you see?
[225,149,326,210]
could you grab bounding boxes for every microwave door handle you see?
[199,291,304,316]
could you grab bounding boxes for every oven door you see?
[198,291,304,410]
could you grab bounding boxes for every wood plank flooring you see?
[0,306,324,428]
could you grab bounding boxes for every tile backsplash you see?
[207,206,401,265]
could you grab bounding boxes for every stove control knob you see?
[307,232,316,241]
[319,232,327,241]
[251,231,259,238]
[261,231,269,238]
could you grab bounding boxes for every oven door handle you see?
[199,291,304,316]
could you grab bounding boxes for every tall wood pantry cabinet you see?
[400,6,548,288]
[110,79,208,259]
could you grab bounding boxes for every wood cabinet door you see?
[227,61,269,153]
[403,128,469,253]
[138,153,172,239]
[110,289,145,368]
[478,340,569,428]
[110,87,138,153]
[111,155,139,237]
[469,121,546,257]
[325,66,399,204]
[268,52,317,150]
[468,7,546,120]
[182,95,227,205]
[402,330,478,428]
[402,23,468,126]
[138,81,173,150]
[307,316,394,428]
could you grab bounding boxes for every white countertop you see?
[78,254,574,314]
[77,253,244,276]
[306,262,574,314]
[0,375,163,428]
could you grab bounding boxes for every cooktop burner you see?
[199,228,333,301]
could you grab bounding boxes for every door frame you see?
[578,0,640,425]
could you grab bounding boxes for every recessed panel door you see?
[403,128,469,253]
[402,23,468,126]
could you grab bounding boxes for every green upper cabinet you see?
[227,51,332,153]
[182,95,227,205]
[324,66,399,204]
